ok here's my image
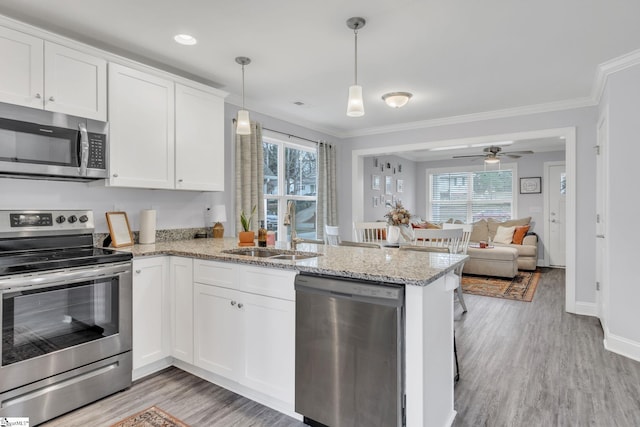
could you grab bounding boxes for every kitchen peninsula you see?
[125,238,467,427]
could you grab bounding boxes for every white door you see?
[596,113,608,324]
[108,63,175,189]
[0,26,44,109]
[175,83,225,191]
[44,42,107,121]
[548,163,566,267]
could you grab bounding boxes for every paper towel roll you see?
[139,209,156,244]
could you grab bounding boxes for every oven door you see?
[0,262,132,393]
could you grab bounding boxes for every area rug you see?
[110,406,189,427]
[461,269,541,302]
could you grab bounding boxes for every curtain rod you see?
[232,118,324,145]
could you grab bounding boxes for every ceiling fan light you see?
[236,109,251,135]
[382,92,413,108]
[347,85,365,117]
[484,157,500,164]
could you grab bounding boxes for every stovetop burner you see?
[0,209,133,277]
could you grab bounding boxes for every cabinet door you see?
[0,26,43,109]
[132,257,170,370]
[108,63,175,189]
[193,283,241,378]
[175,84,225,191]
[240,292,295,405]
[169,257,193,364]
[44,42,106,121]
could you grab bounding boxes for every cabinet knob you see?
[178,179,183,183]
[35,93,42,99]
[135,270,141,274]
[230,300,236,306]
[237,303,244,309]
[113,173,119,178]
[48,96,55,102]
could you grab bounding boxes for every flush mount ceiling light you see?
[484,155,501,164]
[382,92,413,108]
[235,56,251,135]
[346,17,366,117]
[174,34,197,45]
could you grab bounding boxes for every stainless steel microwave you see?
[0,116,108,181]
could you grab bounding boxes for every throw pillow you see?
[512,225,530,245]
[493,225,516,244]
[487,217,531,240]
[469,219,488,242]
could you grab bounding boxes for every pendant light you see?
[235,56,251,135]
[346,17,366,117]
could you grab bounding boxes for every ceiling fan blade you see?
[502,150,534,155]
[452,154,486,159]
[504,154,522,159]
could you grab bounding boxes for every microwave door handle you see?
[78,123,89,176]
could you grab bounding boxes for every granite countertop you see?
[117,237,467,287]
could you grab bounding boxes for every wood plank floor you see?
[42,267,640,426]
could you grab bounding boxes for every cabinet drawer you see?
[240,266,296,301]
[194,259,237,289]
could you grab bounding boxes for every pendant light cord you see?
[354,28,359,85]
[241,64,246,109]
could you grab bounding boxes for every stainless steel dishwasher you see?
[295,273,404,427]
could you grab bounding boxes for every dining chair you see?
[410,228,468,313]
[324,225,341,246]
[353,221,387,243]
[442,223,473,254]
[339,240,381,248]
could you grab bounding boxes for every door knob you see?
[48,96,55,102]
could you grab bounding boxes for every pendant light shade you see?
[346,17,366,117]
[235,56,252,135]
[347,85,364,117]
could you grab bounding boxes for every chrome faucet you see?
[283,201,301,250]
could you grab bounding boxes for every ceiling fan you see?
[452,145,534,163]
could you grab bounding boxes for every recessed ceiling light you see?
[174,34,197,45]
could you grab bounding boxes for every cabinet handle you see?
[113,173,119,178]
[230,300,236,306]
[135,270,141,274]
[35,93,42,99]
[48,96,55,102]
[178,179,183,183]
[237,303,243,309]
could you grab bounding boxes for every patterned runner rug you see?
[461,269,541,302]
[110,406,189,427]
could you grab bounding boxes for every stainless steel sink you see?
[222,248,322,260]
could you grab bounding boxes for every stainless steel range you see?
[0,210,133,425]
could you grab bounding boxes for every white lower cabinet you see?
[132,257,170,370]
[169,257,193,364]
[193,260,296,406]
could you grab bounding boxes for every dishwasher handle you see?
[295,274,403,307]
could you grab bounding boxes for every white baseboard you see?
[604,327,640,362]
[574,301,598,317]
[132,357,173,381]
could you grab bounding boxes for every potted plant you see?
[238,205,256,246]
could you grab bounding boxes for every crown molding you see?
[591,48,640,104]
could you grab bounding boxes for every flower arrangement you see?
[385,202,411,226]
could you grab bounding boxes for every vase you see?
[238,231,255,246]
[387,225,401,244]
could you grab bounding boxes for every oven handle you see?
[0,262,131,293]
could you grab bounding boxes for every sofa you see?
[464,217,538,276]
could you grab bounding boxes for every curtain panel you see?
[317,141,338,240]
[235,122,264,233]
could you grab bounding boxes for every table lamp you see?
[211,205,227,238]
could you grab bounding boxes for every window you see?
[428,165,516,223]
[263,137,317,240]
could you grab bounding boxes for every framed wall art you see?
[372,174,381,190]
[396,179,404,193]
[520,177,542,194]
[385,176,393,194]
[105,211,134,247]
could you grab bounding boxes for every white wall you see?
[601,63,640,357]
[338,107,597,304]
[0,178,216,233]
[362,155,416,222]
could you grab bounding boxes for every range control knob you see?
[68,215,78,224]
[56,215,66,224]
[79,215,89,223]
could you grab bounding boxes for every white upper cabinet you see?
[0,26,106,120]
[43,41,107,120]
[175,83,225,191]
[108,63,175,189]
[0,26,43,110]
